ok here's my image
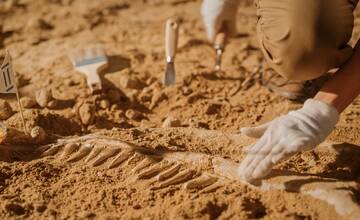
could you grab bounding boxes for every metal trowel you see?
[164,18,179,86]
[214,24,228,71]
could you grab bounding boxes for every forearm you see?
[314,41,360,113]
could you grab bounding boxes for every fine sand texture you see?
[1,0,360,219]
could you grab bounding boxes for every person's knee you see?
[257,0,355,81]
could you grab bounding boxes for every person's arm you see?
[315,41,360,112]
[201,0,239,41]
[237,41,360,183]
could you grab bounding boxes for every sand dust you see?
[1,0,360,219]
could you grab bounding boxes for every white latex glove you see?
[238,99,339,182]
[201,0,239,41]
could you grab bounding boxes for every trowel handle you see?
[165,18,179,61]
[214,24,228,50]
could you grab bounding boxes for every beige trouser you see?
[256,0,358,80]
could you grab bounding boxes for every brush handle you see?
[86,68,102,93]
[214,24,228,50]
[165,18,179,61]
[78,66,102,93]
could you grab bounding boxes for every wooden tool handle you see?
[165,18,179,60]
[84,68,102,93]
[214,24,228,49]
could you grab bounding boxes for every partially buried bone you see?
[189,180,226,199]
[41,144,62,157]
[126,152,143,166]
[29,129,360,219]
[136,162,173,180]
[212,157,242,181]
[157,169,196,188]
[184,174,218,190]
[132,156,161,173]
[91,147,121,166]
[107,149,134,169]
[61,143,80,158]
[194,180,224,198]
[67,143,93,163]
[156,163,181,181]
[85,145,106,163]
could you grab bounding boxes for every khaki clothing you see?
[256,0,358,80]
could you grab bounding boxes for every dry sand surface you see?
[1,0,360,219]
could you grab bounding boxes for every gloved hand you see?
[201,0,239,41]
[238,99,339,182]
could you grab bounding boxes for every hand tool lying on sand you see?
[214,24,228,71]
[164,18,179,86]
[68,45,108,93]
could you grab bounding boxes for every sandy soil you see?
[0,0,360,219]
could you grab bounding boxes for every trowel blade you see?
[164,62,176,86]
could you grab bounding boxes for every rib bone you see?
[137,162,173,180]
[158,169,196,188]
[91,147,121,166]
[107,149,134,169]
[125,152,142,166]
[132,156,161,173]
[41,144,61,157]
[85,145,105,162]
[184,175,218,190]
[156,163,181,181]
[61,143,80,158]
[67,144,93,162]
[198,181,223,194]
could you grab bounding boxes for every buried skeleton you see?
[1,126,360,218]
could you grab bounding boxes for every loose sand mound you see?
[0,0,360,219]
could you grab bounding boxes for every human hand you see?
[238,99,339,182]
[201,0,239,41]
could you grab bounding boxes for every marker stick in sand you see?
[0,50,27,134]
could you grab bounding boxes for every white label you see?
[0,50,17,94]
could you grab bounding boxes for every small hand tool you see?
[214,24,228,71]
[164,18,179,86]
[69,44,108,93]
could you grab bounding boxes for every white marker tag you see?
[0,50,17,94]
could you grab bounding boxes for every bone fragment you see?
[158,169,195,188]
[67,144,93,162]
[60,143,80,158]
[91,147,121,166]
[184,175,218,190]
[137,162,172,179]
[107,149,134,169]
[156,163,181,181]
